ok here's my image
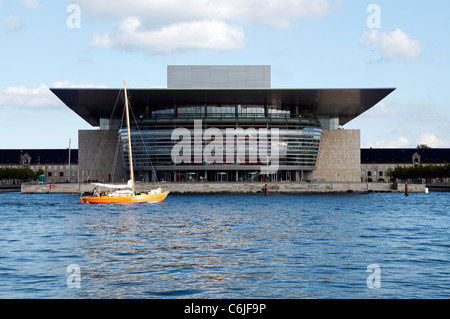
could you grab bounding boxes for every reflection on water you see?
[0,192,449,298]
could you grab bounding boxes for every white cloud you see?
[416,133,449,148]
[0,84,58,109]
[75,0,338,53]
[364,136,410,148]
[364,133,450,149]
[0,82,107,109]
[365,102,397,117]
[20,0,41,10]
[360,28,422,61]
[2,16,25,32]
[52,81,107,89]
[91,18,246,53]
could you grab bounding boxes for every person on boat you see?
[93,188,99,197]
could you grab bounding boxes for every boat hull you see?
[80,192,169,204]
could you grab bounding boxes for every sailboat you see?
[80,81,169,204]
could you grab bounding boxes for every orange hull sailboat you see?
[80,81,169,204]
[80,188,169,204]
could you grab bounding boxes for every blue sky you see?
[1,0,449,149]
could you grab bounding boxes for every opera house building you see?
[51,65,395,183]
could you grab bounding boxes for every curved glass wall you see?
[119,116,322,171]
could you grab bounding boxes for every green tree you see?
[0,168,43,181]
[386,163,450,181]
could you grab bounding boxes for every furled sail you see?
[92,180,133,189]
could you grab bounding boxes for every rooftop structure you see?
[51,87,394,128]
[361,148,450,164]
[167,65,271,89]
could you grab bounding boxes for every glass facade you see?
[118,103,322,182]
[150,104,290,119]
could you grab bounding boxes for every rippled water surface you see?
[0,191,449,298]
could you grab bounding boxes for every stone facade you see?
[79,129,363,184]
[361,163,398,182]
[78,130,127,183]
[44,164,79,184]
[361,148,450,183]
[0,162,79,184]
[0,150,78,184]
[313,129,361,182]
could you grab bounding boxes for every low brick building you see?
[361,148,450,182]
[0,149,78,183]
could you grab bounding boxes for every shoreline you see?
[20,182,427,194]
[0,186,21,193]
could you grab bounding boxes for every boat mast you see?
[124,80,135,194]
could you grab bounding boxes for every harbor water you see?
[0,191,449,299]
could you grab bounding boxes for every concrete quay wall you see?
[0,185,21,193]
[21,182,426,194]
[426,184,450,192]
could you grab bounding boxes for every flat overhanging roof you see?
[51,88,395,127]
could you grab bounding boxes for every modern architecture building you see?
[51,65,395,183]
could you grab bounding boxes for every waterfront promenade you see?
[21,182,426,194]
